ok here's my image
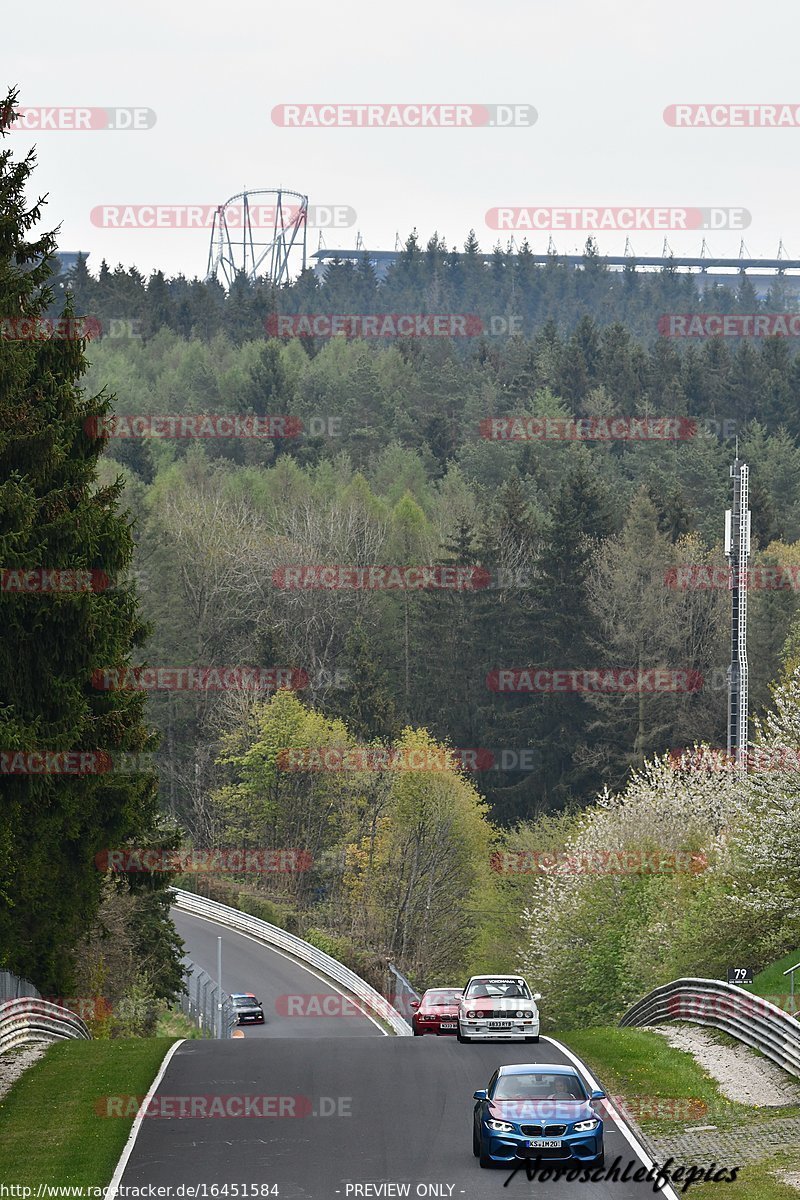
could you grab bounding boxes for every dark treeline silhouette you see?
[58,231,799,348]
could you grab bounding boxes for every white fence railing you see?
[387,961,421,1020]
[171,889,412,1035]
[620,977,800,1078]
[0,997,91,1053]
[181,959,237,1037]
[0,969,41,1003]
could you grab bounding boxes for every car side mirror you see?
[533,993,542,1001]
[590,1089,606,1101]
[473,1089,488,1101]
[409,999,420,1010]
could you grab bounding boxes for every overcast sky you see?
[7,0,800,280]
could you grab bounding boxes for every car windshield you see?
[493,1072,587,1101]
[232,995,259,1005]
[465,977,533,1000]
[424,990,461,1004]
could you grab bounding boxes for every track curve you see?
[172,907,381,1038]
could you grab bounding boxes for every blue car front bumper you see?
[481,1126,603,1164]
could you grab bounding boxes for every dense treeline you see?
[59,233,800,349]
[80,316,800,829]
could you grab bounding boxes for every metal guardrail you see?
[0,997,91,1053]
[180,959,237,1038]
[784,960,800,1008]
[172,889,412,1035]
[620,977,800,1078]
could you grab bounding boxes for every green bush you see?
[176,876,300,934]
[303,927,386,994]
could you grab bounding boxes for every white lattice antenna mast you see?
[724,458,750,765]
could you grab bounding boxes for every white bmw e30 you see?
[457,974,541,1043]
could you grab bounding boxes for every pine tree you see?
[414,514,487,748]
[326,621,399,743]
[524,455,616,810]
[0,91,162,990]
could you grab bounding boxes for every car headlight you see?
[487,1119,514,1132]
[573,1118,600,1132]
[525,1010,533,1018]
[467,1010,477,1019]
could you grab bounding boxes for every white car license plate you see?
[488,1020,512,1028]
[440,1022,456,1029]
[525,1139,562,1150]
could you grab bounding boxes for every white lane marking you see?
[175,908,388,1036]
[106,1038,185,1200]
[543,1036,681,1199]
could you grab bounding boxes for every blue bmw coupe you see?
[472,1063,606,1168]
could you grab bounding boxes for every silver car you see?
[458,974,541,1043]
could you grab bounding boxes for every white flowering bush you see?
[515,673,800,1028]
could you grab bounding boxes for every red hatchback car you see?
[411,988,463,1035]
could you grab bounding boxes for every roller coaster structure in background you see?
[205,188,308,287]
[203,190,800,296]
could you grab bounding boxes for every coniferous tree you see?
[0,91,164,990]
[523,455,616,810]
[326,621,399,744]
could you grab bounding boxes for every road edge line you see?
[106,1038,185,1200]
[543,1035,681,1199]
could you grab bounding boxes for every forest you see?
[5,159,800,1009]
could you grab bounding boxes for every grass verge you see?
[749,948,800,1006]
[555,1025,742,1124]
[0,1038,176,1185]
[155,1008,204,1039]
[685,1162,800,1199]
[556,1027,800,1200]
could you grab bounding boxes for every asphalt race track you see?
[113,910,678,1198]
[172,909,380,1038]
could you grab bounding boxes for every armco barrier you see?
[620,977,800,1078]
[171,888,412,1035]
[0,997,91,1052]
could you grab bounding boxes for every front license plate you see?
[524,1139,562,1150]
[440,1022,456,1029]
[488,1020,512,1028]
